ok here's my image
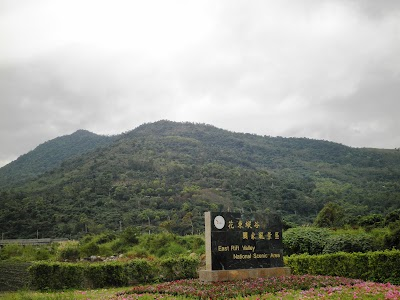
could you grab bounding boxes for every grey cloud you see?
[322,70,400,148]
[346,0,400,19]
[1,0,400,167]
[0,47,188,165]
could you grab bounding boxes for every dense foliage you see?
[0,261,31,291]
[29,257,200,290]
[0,231,204,262]
[2,225,397,265]
[282,226,392,255]
[286,249,400,284]
[1,120,400,238]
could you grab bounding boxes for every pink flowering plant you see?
[274,281,400,299]
[116,275,391,299]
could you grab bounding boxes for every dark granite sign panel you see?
[209,212,283,270]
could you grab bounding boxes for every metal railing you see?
[0,238,68,246]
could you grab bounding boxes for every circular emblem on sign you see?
[214,215,225,229]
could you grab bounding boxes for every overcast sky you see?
[1,0,400,167]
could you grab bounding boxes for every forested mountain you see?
[0,130,116,188]
[1,120,399,238]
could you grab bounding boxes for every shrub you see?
[139,233,176,256]
[58,246,80,261]
[358,214,384,230]
[95,231,117,244]
[84,263,128,288]
[384,209,400,226]
[29,262,85,290]
[384,221,400,249]
[180,235,205,255]
[314,202,344,228]
[368,250,400,284]
[97,244,114,257]
[29,256,200,290]
[79,241,100,257]
[156,242,187,257]
[0,261,32,291]
[124,259,156,284]
[283,227,330,255]
[126,246,152,259]
[119,226,140,245]
[159,256,200,281]
[369,228,389,250]
[286,249,400,284]
[80,234,94,244]
[35,248,51,261]
[109,238,133,254]
[323,233,377,254]
[0,244,24,260]
[0,244,54,262]
[138,233,204,258]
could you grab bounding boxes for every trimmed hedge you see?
[29,256,200,290]
[283,227,330,255]
[30,262,84,290]
[0,261,32,291]
[159,257,199,281]
[286,249,400,284]
[322,233,377,254]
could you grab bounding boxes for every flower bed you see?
[117,275,374,299]
[275,281,400,299]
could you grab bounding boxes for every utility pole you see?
[119,220,122,232]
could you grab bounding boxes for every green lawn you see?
[0,287,127,300]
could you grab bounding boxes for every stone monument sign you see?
[199,211,291,281]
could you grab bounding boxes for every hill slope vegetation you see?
[0,120,399,238]
[0,130,115,188]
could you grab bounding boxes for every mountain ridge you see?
[0,120,399,238]
[0,129,116,187]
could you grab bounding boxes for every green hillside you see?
[0,120,399,238]
[0,130,116,187]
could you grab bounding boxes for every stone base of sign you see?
[198,267,291,282]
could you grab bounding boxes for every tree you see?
[182,212,194,235]
[384,220,400,249]
[358,214,384,231]
[314,202,344,228]
[385,209,400,226]
[120,226,140,245]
